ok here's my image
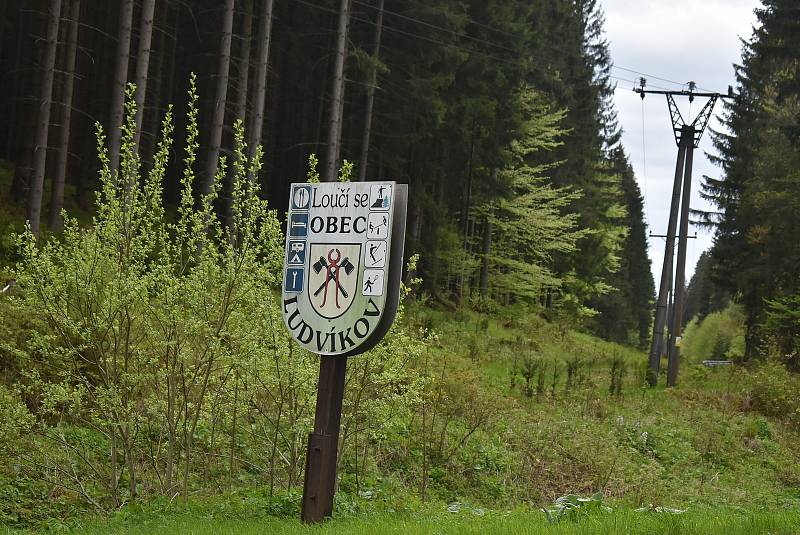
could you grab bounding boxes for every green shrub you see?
[749,361,800,428]
[0,384,33,449]
[763,292,800,368]
[682,303,745,362]
[2,80,425,518]
[743,417,773,441]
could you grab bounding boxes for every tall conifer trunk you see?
[234,0,254,129]
[49,0,80,231]
[132,0,156,153]
[203,0,235,196]
[10,9,34,202]
[357,0,383,182]
[108,0,134,180]
[479,216,492,299]
[0,1,6,69]
[143,1,168,166]
[6,7,26,163]
[324,0,351,182]
[247,0,274,177]
[27,0,62,237]
[226,0,253,233]
[458,122,476,300]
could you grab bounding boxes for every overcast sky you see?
[601,0,760,288]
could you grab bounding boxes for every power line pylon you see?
[648,232,697,365]
[637,79,731,387]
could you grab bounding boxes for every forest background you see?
[0,0,656,343]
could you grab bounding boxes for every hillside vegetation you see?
[4,295,800,530]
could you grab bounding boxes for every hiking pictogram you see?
[369,184,392,211]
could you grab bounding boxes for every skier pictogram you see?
[365,240,386,268]
[312,248,355,309]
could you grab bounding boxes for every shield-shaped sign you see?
[282,181,407,356]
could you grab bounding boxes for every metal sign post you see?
[281,181,407,523]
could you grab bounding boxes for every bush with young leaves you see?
[4,78,428,516]
[9,76,289,508]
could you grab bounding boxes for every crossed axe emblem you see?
[312,248,355,309]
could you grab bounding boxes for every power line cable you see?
[352,1,713,94]
[352,0,519,55]
[612,65,714,93]
[301,0,702,97]
[294,0,526,69]
[361,0,703,91]
[296,0,677,93]
[612,66,685,88]
[640,98,652,229]
[610,75,672,91]
[343,0,719,95]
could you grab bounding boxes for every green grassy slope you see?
[26,305,793,533]
[48,508,800,535]
[407,305,800,511]
[3,303,799,533]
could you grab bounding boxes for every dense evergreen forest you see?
[0,0,654,344]
[692,0,800,365]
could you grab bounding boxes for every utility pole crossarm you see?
[649,233,697,239]
[634,80,731,147]
[666,94,685,146]
[690,95,718,147]
[634,88,728,99]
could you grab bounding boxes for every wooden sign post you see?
[281,181,407,523]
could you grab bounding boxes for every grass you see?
[404,303,800,511]
[28,508,800,535]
